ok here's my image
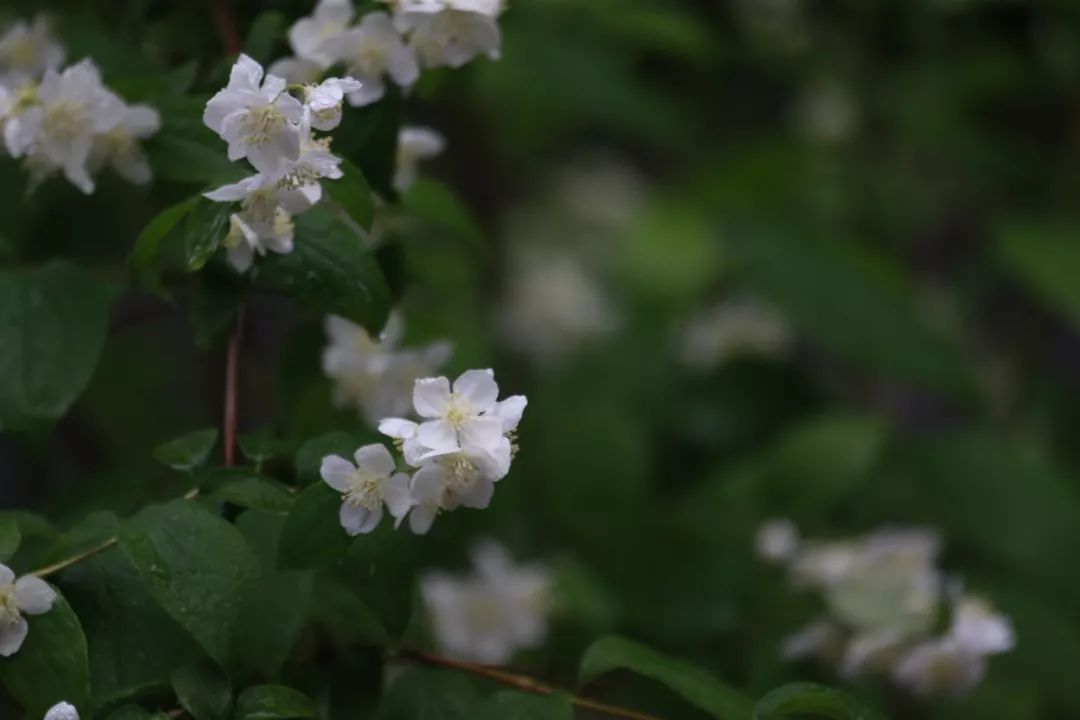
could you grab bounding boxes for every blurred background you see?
[4,0,1080,717]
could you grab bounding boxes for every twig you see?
[223,305,245,468]
[30,538,118,578]
[392,649,666,720]
[210,0,242,56]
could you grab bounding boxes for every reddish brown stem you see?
[223,306,245,467]
[392,650,665,720]
[211,0,242,55]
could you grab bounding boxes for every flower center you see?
[352,42,389,75]
[344,471,383,510]
[6,36,38,68]
[0,586,20,626]
[240,105,286,146]
[443,393,474,429]
[44,101,90,141]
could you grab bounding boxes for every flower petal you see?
[409,504,437,535]
[457,477,494,510]
[417,419,459,453]
[384,473,414,518]
[0,564,14,586]
[453,369,498,412]
[353,443,395,476]
[44,702,80,720]
[339,503,374,536]
[493,395,527,432]
[460,417,504,451]
[413,376,451,417]
[0,616,28,657]
[379,417,418,439]
[320,455,356,492]
[14,576,56,615]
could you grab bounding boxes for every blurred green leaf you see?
[152,428,219,473]
[997,219,1080,328]
[184,198,230,272]
[376,669,481,720]
[338,524,419,640]
[328,158,376,231]
[205,470,295,515]
[254,206,391,333]
[402,178,486,252]
[172,660,233,720]
[106,706,173,720]
[278,482,352,570]
[474,691,573,720]
[0,595,91,718]
[578,635,753,720]
[754,683,887,720]
[243,11,288,64]
[119,500,259,668]
[130,196,198,298]
[238,429,294,465]
[0,262,116,430]
[337,90,402,198]
[0,518,20,563]
[234,685,318,719]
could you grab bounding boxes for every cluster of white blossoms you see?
[321,368,525,535]
[201,54,367,272]
[0,563,57,657]
[421,541,552,664]
[268,0,506,96]
[322,312,451,426]
[0,16,160,194]
[757,520,1014,697]
[679,297,792,370]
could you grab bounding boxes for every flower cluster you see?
[758,520,1014,697]
[0,563,57,657]
[268,0,506,96]
[322,311,452,426]
[421,541,552,664]
[201,54,362,272]
[0,16,160,194]
[321,368,525,535]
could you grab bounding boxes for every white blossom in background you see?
[796,78,858,143]
[290,0,355,68]
[43,702,78,720]
[421,541,552,664]
[391,0,505,69]
[761,520,1014,697]
[0,15,64,84]
[394,125,444,192]
[322,312,452,426]
[0,564,57,657]
[87,103,161,185]
[680,298,791,370]
[324,12,419,107]
[378,368,526,534]
[321,444,413,535]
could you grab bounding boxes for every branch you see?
[392,650,666,720]
[223,305,245,468]
[30,538,118,578]
[210,0,242,56]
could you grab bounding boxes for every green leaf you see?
[253,206,391,333]
[243,11,289,64]
[62,544,201,706]
[294,431,359,486]
[238,429,294,465]
[0,594,91,717]
[234,685,318,719]
[0,261,116,429]
[118,500,259,668]
[578,635,753,720]
[152,428,219,473]
[337,89,402,198]
[754,683,887,720]
[172,660,233,720]
[376,669,481,720]
[724,225,974,401]
[328,158,376,231]
[996,219,1080,328]
[190,269,247,349]
[107,706,173,720]
[205,470,296,515]
[130,197,198,298]
[474,691,573,720]
[231,513,312,679]
[145,97,241,186]
[184,198,231,271]
[0,517,20,563]
[338,523,419,639]
[402,178,486,252]
[278,482,352,570]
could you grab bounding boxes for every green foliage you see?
[234,685,318,720]
[328,158,377,231]
[754,683,888,720]
[172,660,233,720]
[278,482,353,570]
[0,518,20,563]
[474,692,573,720]
[152,429,219,473]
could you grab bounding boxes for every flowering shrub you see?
[2,1,1079,720]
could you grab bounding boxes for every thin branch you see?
[30,538,118,578]
[223,305,245,468]
[392,650,666,720]
[210,0,242,56]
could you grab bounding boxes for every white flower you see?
[0,15,65,84]
[406,442,511,534]
[781,618,842,661]
[680,298,791,369]
[394,125,444,192]
[949,594,1014,656]
[87,102,160,185]
[421,541,551,664]
[756,518,800,563]
[323,12,419,107]
[410,369,522,454]
[304,77,365,131]
[204,173,312,271]
[321,444,412,535]
[203,54,305,176]
[322,313,452,426]
[266,57,325,85]
[289,0,355,68]
[43,702,78,720]
[4,59,124,194]
[395,5,502,70]
[0,564,57,657]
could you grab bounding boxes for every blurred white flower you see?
[322,313,452,426]
[394,125,444,192]
[0,564,57,657]
[0,15,64,84]
[756,518,800,563]
[87,103,160,185]
[394,4,502,69]
[289,0,355,68]
[796,79,858,143]
[421,541,552,664]
[680,298,791,369]
[266,56,325,85]
[304,77,365,131]
[43,702,78,720]
[499,245,620,363]
[203,54,305,176]
[781,618,842,661]
[321,443,413,535]
[323,12,419,107]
